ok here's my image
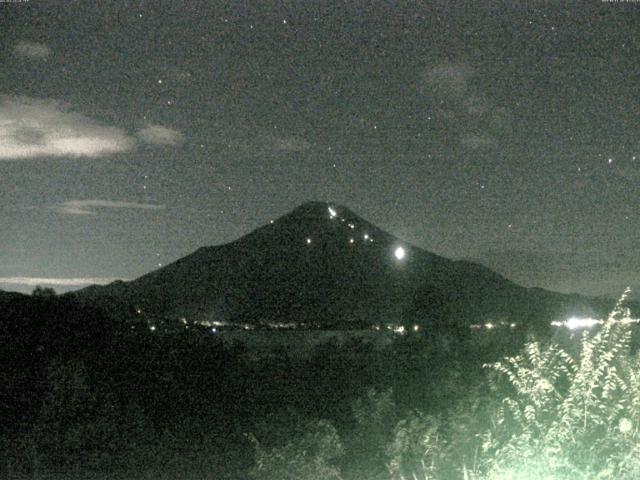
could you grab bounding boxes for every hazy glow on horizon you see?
[0,277,124,289]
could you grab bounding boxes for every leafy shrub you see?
[248,419,344,480]
[480,288,640,479]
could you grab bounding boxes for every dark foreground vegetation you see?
[2,290,640,479]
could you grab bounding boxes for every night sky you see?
[1,1,639,298]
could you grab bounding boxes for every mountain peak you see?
[287,201,350,221]
[267,201,393,248]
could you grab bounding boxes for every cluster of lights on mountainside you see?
[324,205,380,249]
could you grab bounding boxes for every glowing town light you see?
[565,316,600,330]
[485,322,495,329]
[394,246,406,260]
[364,233,369,240]
[149,325,156,332]
[328,207,337,218]
[211,327,217,334]
[349,238,355,244]
[306,237,312,244]
[413,325,420,332]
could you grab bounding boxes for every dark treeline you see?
[0,292,563,479]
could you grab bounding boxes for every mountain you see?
[71,201,615,329]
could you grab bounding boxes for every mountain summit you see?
[72,201,609,329]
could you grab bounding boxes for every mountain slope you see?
[72,201,612,328]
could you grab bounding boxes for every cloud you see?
[14,41,50,60]
[460,134,495,150]
[137,125,184,146]
[158,65,194,84]
[463,95,489,115]
[53,200,165,215]
[269,135,312,152]
[420,61,512,151]
[0,277,123,287]
[0,96,183,160]
[0,95,136,159]
[421,62,472,97]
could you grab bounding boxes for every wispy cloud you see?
[0,96,184,160]
[0,95,135,159]
[268,135,312,152]
[421,62,472,97]
[419,61,512,151]
[0,277,123,287]
[137,125,184,146]
[14,41,51,60]
[460,133,495,150]
[53,200,165,215]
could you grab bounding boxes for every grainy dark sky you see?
[1,1,638,297]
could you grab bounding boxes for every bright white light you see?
[485,322,494,329]
[328,207,337,218]
[394,246,406,260]
[211,327,217,334]
[413,325,419,332]
[349,238,354,244]
[306,237,312,244]
[565,317,600,330]
[149,325,156,332]
[364,233,369,240]
[619,418,633,434]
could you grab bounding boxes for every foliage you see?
[31,286,56,297]
[386,410,444,480]
[348,388,399,479]
[248,419,344,480]
[480,288,640,479]
[5,285,639,479]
